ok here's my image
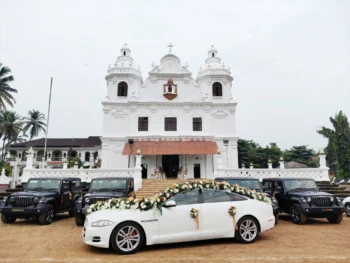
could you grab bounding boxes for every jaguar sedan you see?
[82,188,275,254]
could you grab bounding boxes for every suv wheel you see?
[274,213,279,225]
[345,203,350,217]
[291,204,307,224]
[68,206,75,217]
[111,222,145,254]
[327,213,343,224]
[38,204,54,225]
[235,216,259,244]
[1,214,16,223]
[75,213,85,226]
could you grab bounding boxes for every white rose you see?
[166,193,170,198]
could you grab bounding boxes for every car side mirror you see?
[164,200,176,208]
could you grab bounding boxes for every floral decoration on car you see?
[86,179,273,215]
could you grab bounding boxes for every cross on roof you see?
[167,43,173,53]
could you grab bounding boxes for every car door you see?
[201,189,247,238]
[157,190,202,243]
[60,180,72,210]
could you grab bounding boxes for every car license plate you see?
[322,208,333,211]
[11,209,24,212]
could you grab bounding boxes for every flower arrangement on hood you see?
[86,179,273,215]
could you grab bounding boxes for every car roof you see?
[28,177,80,180]
[262,178,315,181]
[90,177,132,180]
[215,177,259,181]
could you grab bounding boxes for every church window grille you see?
[138,117,149,131]
[193,117,202,131]
[212,82,222,97]
[117,82,128,97]
[165,117,177,131]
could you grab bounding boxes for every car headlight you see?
[9,196,15,202]
[33,197,40,203]
[85,198,89,203]
[91,220,114,227]
[3,196,8,202]
[307,197,312,202]
[330,196,334,202]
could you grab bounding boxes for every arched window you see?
[117,82,128,97]
[212,82,222,97]
[212,53,215,57]
[123,51,126,56]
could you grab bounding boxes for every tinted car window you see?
[227,192,248,201]
[171,190,200,205]
[203,190,231,203]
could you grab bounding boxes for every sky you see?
[0,0,349,151]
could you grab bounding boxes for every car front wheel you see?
[111,222,144,254]
[345,203,350,217]
[75,213,85,226]
[327,213,343,224]
[1,214,16,223]
[235,216,259,244]
[291,204,307,224]
[38,204,54,225]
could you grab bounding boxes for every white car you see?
[82,188,275,254]
[342,196,350,217]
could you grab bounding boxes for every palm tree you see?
[0,110,23,160]
[23,110,47,141]
[0,63,17,109]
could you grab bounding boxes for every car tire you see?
[345,203,350,217]
[111,222,145,254]
[38,204,55,225]
[75,213,85,226]
[274,213,279,225]
[235,216,259,244]
[1,214,16,224]
[69,206,75,217]
[327,213,343,224]
[291,203,307,225]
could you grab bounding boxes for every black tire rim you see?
[46,208,54,223]
[292,206,300,223]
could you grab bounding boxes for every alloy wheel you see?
[292,206,300,222]
[116,226,141,252]
[239,219,258,242]
[345,204,350,217]
[46,208,54,223]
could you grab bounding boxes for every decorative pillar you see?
[249,163,254,169]
[47,151,52,162]
[74,161,78,169]
[319,150,327,168]
[279,157,285,169]
[63,159,68,169]
[268,159,273,169]
[89,154,94,162]
[135,149,142,169]
[0,167,10,185]
[133,149,142,191]
[24,147,34,170]
[216,149,224,169]
[241,163,245,169]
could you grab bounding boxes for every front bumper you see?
[0,204,47,218]
[82,219,115,248]
[300,205,344,217]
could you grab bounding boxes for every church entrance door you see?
[162,155,179,178]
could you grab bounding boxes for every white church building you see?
[101,44,239,179]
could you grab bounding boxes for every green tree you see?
[317,111,350,179]
[283,145,317,167]
[0,63,18,109]
[23,109,47,141]
[237,139,259,168]
[0,110,23,161]
[68,156,84,168]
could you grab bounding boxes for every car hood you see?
[85,208,154,224]
[10,191,57,198]
[288,191,333,197]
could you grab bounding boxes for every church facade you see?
[101,44,238,179]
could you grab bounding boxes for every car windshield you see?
[222,179,261,191]
[284,179,318,191]
[25,179,61,191]
[90,179,127,192]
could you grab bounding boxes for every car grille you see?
[12,197,32,207]
[89,198,110,205]
[312,197,332,207]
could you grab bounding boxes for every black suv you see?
[0,177,82,225]
[214,177,279,224]
[74,177,135,226]
[262,178,344,224]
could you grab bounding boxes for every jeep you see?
[214,177,280,224]
[262,178,344,224]
[0,177,82,225]
[74,177,135,226]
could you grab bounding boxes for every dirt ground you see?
[1,213,350,263]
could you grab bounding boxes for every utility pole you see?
[43,77,53,168]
